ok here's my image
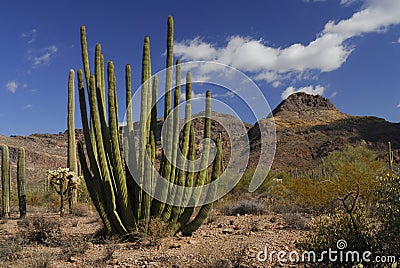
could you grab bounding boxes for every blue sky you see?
[1,0,400,136]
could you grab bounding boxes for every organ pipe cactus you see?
[76,16,222,236]
[67,69,78,211]
[17,147,27,219]
[1,145,10,219]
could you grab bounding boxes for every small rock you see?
[188,240,198,244]
[217,223,223,228]
[106,259,119,265]
[270,216,277,223]
[233,225,241,230]
[229,220,234,225]
[68,256,78,263]
[222,228,234,234]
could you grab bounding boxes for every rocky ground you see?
[0,208,309,268]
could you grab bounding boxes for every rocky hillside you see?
[249,92,400,172]
[1,92,399,187]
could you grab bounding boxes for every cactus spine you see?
[17,147,26,218]
[67,69,78,211]
[76,16,221,236]
[1,145,10,219]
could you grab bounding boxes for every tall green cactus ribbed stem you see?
[1,145,10,219]
[17,147,26,218]
[67,69,78,211]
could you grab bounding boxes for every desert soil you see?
[0,209,309,268]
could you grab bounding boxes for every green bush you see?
[270,146,385,214]
[376,171,400,256]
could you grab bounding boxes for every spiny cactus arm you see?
[180,136,221,236]
[178,91,212,225]
[1,145,10,218]
[125,64,138,174]
[164,16,174,119]
[150,75,158,156]
[126,64,134,134]
[96,44,107,117]
[144,37,153,139]
[17,147,26,218]
[142,144,153,221]
[101,53,105,99]
[67,69,78,173]
[177,127,196,227]
[191,91,212,199]
[161,59,182,221]
[108,61,136,230]
[95,45,110,155]
[77,141,113,234]
[88,74,126,233]
[80,26,91,87]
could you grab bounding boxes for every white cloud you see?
[175,37,218,61]
[281,85,325,99]
[6,81,18,93]
[24,104,33,109]
[272,81,282,88]
[21,29,37,44]
[174,0,400,84]
[22,83,28,89]
[32,45,58,66]
[396,103,400,108]
[340,0,361,6]
[330,91,338,98]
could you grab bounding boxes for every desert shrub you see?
[270,146,385,214]
[282,212,310,230]
[70,202,91,217]
[134,217,171,246]
[61,235,91,259]
[376,171,400,256]
[18,216,62,246]
[0,238,23,262]
[299,187,379,267]
[222,199,265,215]
[27,252,53,268]
[232,168,279,194]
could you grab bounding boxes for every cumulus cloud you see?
[281,85,325,99]
[21,29,37,44]
[174,0,400,84]
[31,45,58,66]
[6,81,19,93]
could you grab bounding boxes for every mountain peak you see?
[273,92,337,115]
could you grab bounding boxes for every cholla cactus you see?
[46,168,80,217]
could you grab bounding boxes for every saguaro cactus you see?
[67,69,78,212]
[17,147,27,218]
[1,145,10,219]
[76,16,222,236]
